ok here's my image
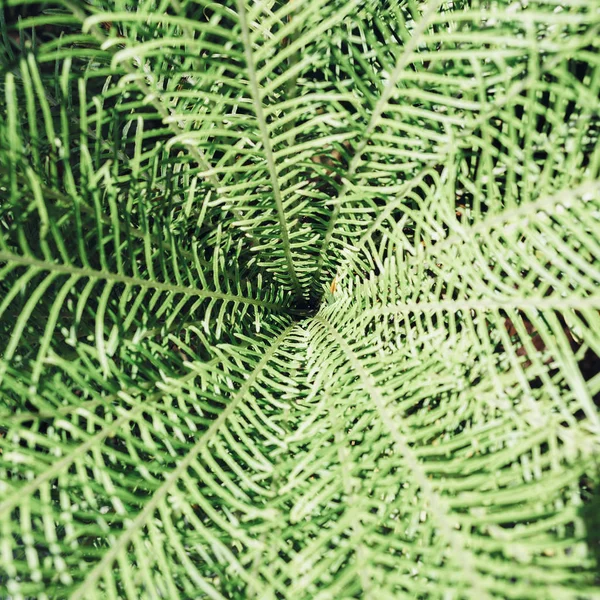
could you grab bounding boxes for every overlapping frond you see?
[0,47,288,381]
[0,315,297,597]
[314,0,600,294]
[291,180,600,596]
[71,0,371,297]
[1,0,599,598]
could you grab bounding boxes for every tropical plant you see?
[1,0,599,597]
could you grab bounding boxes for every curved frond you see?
[1,0,599,598]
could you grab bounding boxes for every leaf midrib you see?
[235,0,302,298]
[69,323,296,600]
[0,250,283,310]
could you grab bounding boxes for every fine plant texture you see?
[1,0,600,598]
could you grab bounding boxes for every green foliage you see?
[1,0,600,597]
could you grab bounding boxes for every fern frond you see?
[1,0,599,598]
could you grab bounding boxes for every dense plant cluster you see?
[1,0,599,597]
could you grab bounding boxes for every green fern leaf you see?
[1,0,599,598]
